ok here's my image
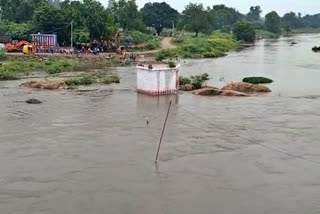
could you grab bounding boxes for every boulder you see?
[220,90,249,97]
[221,82,271,93]
[179,84,194,91]
[21,79,66,90]
[192,87,222,96]
[26,99,42,104]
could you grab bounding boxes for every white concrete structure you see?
[136,64,180,95]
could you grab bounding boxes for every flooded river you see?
[1,34,320,214]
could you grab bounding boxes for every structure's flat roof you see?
[137,64,180,71]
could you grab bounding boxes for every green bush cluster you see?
[179,73,210,89]
[233,21,256,43]
[242,76,273,84]
[121,31,154,45]
[190,73,210,89]
[155,49,178,61]
[179,76,191,85]
[145,39,161,50]
[65,75,95,86]
[103,73,121,85]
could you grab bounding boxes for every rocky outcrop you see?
[220,90,249,97]
[312,46,320,52]
[26,99,42,104]
[179,84,194,91]
[21,79,66,90]
[221,82,271,93]
[192,87,222,96]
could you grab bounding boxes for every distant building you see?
[31,33,58,52]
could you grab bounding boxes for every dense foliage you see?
[233,21,256,43]
[243,77,274,84]
[179,73,210,89]
[265,11,281,34]
[140,2,178,35]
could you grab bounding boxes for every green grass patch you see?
[0,68,18,80]
[0,49,7,61]
[0,57,75,80]
[103,73,121,85]
[243,77,273,84]
[157,33,237,60]
[65,75,96,86]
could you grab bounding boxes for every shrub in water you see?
[65,75,95,86]
[103,73,120,85]
[190,73,210,89]
[243,77,273,84]
[168,61,176,68]
[179,76,191,85]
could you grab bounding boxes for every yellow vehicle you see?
[23,45,34,54]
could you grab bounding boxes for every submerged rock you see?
[26,99,42,104]
[192,87,222,96]
[21,79,66,90]
[220,90,249,97]
[221,82,271,93]
[312,46,320,52]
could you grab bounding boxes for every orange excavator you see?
[5,40,31,52]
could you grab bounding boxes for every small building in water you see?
[136,63,180,95]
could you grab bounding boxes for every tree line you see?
[0,0,319,44]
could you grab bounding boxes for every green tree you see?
[233,21,256,43]
[303,14,320,28]
[265,11,281,34]
[140,2,178,35]
[281,12,303,33]
[208,5,244,31]
[247,6,262,21]
[112,0,142,32]
[82,0,106,40]
[181,3,209,37]
[32,2,70,43]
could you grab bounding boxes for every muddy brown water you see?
[1,34,320,214]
